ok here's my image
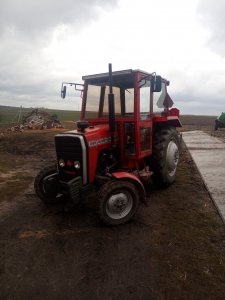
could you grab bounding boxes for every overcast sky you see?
[0,0,225,115]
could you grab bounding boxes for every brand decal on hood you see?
[89,137,112,147]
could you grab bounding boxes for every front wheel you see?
[97,180,139,225]
[34,164,59,204]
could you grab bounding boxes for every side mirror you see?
[151,75,162,92]
[61,85,67,99]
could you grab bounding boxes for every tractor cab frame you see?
[78,68,181,169]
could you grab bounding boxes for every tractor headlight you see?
[59,159,65,167]
[74,161,81,169]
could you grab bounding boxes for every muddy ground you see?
[1,128,225,300]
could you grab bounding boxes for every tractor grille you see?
[55,134,87,184]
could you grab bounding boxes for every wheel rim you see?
[105,190,133,220]
[166,140,179,177]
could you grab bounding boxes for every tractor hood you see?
[64,124,118,148]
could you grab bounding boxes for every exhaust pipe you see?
[108,63,115,147]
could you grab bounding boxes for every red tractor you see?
[34,64,182,225]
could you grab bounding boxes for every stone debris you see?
[6,109,64,132]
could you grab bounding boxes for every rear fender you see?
[111,172,146,204]
[167,119,182,128]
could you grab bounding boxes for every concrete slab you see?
[182,131,225,223]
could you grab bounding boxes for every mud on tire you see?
[97,180,139,226]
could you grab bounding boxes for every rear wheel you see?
[34,164,59,204]
[150,127,180,187]
[97,180,139,225]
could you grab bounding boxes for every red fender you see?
[111,172,146,203]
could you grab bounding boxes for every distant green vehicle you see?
[215,112,225,130]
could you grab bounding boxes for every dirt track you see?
[1,130,225,300]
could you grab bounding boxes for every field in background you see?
[0,105,218,129]
[180,115,216,131]
[0,105,80,123]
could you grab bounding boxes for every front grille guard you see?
[55,134,87,185]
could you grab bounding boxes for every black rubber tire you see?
[150,127,180,187]
[97,180,139,226]
[34,164,58,204]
